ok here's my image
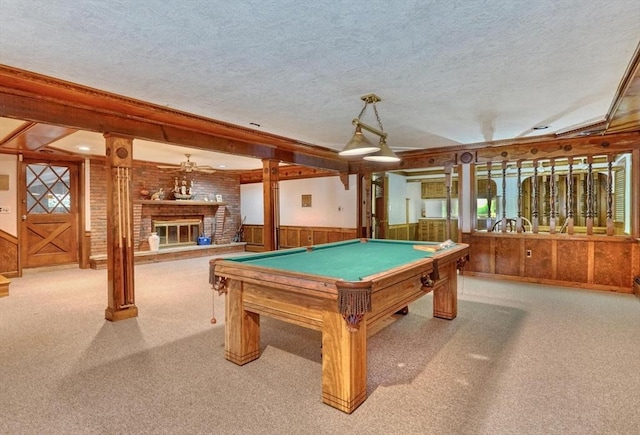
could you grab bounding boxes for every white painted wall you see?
[422,198,460,219]
[240,183,263,225]
[241,174,358,227]
[387,173,422,225]
[0,154,18,237]
[387,173,406,225]
[406,181,422,222]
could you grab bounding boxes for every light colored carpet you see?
[1,258,639,434]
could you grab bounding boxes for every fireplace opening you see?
[152,219,202,248]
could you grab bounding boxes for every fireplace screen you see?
[152,219,202,248]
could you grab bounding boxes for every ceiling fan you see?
[156,154,217,173]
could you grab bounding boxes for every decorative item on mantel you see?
[173,175,194,200]
[139,187,150,199]
[150,188,164,200]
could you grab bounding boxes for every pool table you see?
[209,238,469,413]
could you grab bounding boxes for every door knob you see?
[21,215,27,221]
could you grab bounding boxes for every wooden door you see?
[373,174,387,239]
[20,160,79,268]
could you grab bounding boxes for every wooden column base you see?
[105,305,138,321]
[0,274,10,298]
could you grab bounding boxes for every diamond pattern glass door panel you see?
[26,164,71,214]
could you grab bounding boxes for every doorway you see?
[20,159,80,268]
[372,173,387,239]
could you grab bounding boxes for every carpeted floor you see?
[1,257,639,434]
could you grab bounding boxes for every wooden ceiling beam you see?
[0,90,348,172]
[348,131,640,172]
[0,65,348,172]
[239,164,339,184]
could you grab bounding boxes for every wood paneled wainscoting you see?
[242,225,357,251]
[387,223,419,241]
[0,229,19,277]
[242,225,264,251]
[461,232,640,293]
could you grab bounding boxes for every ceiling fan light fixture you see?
[363,137,400,162]
[157,153,217,173]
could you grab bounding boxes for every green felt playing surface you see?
[228,239,442,282]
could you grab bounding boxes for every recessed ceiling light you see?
[77,145,91,151]
[532,125,549,130]
[217,164,227,168]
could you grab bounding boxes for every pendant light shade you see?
[339,125,380,156]
[363,138,400,162]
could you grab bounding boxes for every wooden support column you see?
[632,149,640,239]
[516,160,523,233]
[549,158,556,234]
[466,162,477,233]
[358,171,372,238]
[104,133,137,321]
[262,159,280,251]
[500,161,507,233]
[532,160,539,233]
[444,164,452,239]
[486,162,493,230]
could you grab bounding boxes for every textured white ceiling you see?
[0,0,639,166]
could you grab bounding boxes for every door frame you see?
[18,153,87,272]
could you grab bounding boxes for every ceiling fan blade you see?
[157,154,218,173]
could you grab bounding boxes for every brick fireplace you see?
[135,200,227,250]
[89,159,242,258]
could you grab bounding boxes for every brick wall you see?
[90,161,108,256]
[90,160,241,256]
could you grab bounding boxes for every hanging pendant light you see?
[339,93,400,162]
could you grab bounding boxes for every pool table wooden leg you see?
[432,261,457,320]
[321,310,367,414]
[225,280,261,365]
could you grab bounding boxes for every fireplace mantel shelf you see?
[135,200,226,206]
